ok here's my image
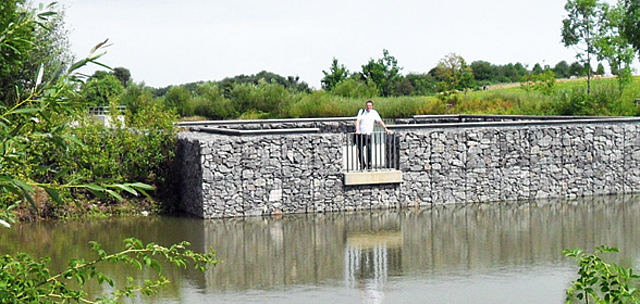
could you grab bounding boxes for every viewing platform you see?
[176,115,640,218]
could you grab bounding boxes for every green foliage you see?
[112,67,131,87]
[120,81,155,117]
[321,57,349,91]
[0,237,218,303]
[431,53,475,93]
[287,90,344,118]
[620,0,640,57]
[564,245,640,304]
[555,61,572,78]
[229,80,298,117]
[331,78,379,99]
[521,70,557,95]
[218,70,310,95]
[168,75,640,120]
[405,73,438,96]
[0,2,162,224]
[470,60,497,83]
[0,1,72,105]
[595,1,636,88]
[562,0,602,64]
[359,49,402,97]
[189,82,236,119]
[80,74,125,106]
[163,86,191,116]
[62,101,178,211]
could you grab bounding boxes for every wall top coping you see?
[189,126,321,136]
[177,114,623,127]
[392,116,640,130]
[177,115,640,137]
[177,117,354,127]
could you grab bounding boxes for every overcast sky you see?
[55,0,638,89]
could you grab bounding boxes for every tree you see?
[0,1,72,105]
[562,0,606,94]
[620,0,640,59]
[393,76,414,96]
[219,70,309,94]
[405,73,438,96]
[359,49,402,97]
[121,81,154,116]
[553,60,571,78]
[80,73,125,106]
[112,67,131,87]
[431,53,475,93]
[470,60,496,83]
[321,57,349,91]
[596,62,606,75]
[569,61,586,76]
[164,86,191,116]
[595,1,636,87]
[532,63,544,75]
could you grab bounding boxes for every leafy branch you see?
[564,245,640,304]
[0,238,219,304]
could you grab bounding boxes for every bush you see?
[286,91,345,117]
[331,78,379,99]
[230,80,298,117]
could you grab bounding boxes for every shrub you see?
[230,80,297,117]
[331,78,379,99]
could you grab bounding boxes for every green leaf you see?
[80,184,106,192]
[112,184,137,195]
[127,182,154,191]
[43,187,63,205]
[7,107,41,115]
[105,189,123,201]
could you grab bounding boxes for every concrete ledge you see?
[344,170,402,186]
[191,126,320,136]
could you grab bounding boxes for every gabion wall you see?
[177,121,640,218]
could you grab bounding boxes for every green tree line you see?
[85,53,633,121]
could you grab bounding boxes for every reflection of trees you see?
[0,216,206,302]
[4,194,640,297]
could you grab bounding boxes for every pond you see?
[3,194,640,303]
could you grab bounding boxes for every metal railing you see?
[88,105,127,115]
[345,132,399,172]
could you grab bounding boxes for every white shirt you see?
[356,108,382,134]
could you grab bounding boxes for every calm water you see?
[3,195,640,303]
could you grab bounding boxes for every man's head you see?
[365,100,373,112]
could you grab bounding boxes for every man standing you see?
[355,100,392,170]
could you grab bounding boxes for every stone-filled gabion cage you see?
[177,115,640,218]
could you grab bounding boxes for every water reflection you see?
[2,195,640,303]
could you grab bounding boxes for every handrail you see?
[345,132,399,172]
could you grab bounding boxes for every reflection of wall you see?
[201,211,403,291]
[198,195,640,292]
[5,195,640,296]
[345,244,390,304]
[399,195,640,276]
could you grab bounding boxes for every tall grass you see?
[181,76,640,120]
